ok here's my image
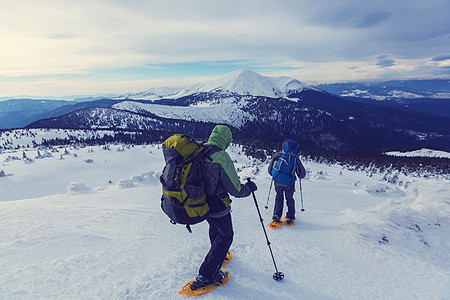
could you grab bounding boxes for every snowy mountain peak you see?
[175,69,313,99]
[112,69,316,101]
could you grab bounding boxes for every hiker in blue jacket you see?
[191,125,257,290]
[268,139,306,224]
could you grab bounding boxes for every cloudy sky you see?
[1,0,449,97]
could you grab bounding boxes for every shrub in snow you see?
[84,159,94,163]
[67,182,91,194]
[0,169,6,177]
[366,184,388,194]
[303,169,312,180]
[118,178,133,189]
[41,151,53,158]
[379,234,389,244]
[313,171,328,180]
[4,156,21,163]
[130,175,145,183]
[23,157,33,164]
[362,183,402,196]
[138,171,161,185]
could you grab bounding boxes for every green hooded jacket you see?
[203,125,251,217]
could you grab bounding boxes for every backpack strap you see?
[290,155,296,185]
[273,152,287,182]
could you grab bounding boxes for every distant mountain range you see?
[316,79,450,100]
[0,99,73,129]
[0,99,125,129]
[21,70,449,153]
[315,80,450,119]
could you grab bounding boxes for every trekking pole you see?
[247,178,284,281]
[299,179,305,212]
[264,178,273,209]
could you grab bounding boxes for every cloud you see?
[431,54,450,62]
[354,12,391,29]
[376,55,395,68]
[376,59,395,68]
[46,33,76,40]
[0,0,449,96]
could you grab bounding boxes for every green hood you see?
[205,125,233,150]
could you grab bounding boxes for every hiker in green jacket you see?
[190,125,257,290]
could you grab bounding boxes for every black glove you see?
[245,180,257,192]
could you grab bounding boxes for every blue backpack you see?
[271,140,300,186]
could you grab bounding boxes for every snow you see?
[385,148,450,158]
[339,88,431,101]
[1,143,450,299]
[433,92,450,98]
[0,129,123,150]
[113,99,255,128]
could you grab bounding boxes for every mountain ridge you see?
[28,92,450,153]
[2,69,448,153]
[114,69,317,101]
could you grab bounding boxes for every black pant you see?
[273,184,295,220]
[199,213,234,280]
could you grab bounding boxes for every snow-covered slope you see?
[113,98,255,128]
[0,129,125,149]
[1,141,449,299]
[385,148,450,158]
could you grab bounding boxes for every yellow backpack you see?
[160,134,211,232]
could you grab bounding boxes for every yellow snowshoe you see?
[179,271,230,296]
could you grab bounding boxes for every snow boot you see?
[283,215,295,227]
[269,218,283,229]
[189,275,212,291]
[189,270,226,291]
[179,271,230,295]
[212,270,227,285]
